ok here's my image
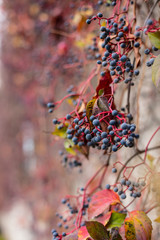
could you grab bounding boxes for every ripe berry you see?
[97,60,102,64]
[66,114,71,120]
[147,19,153,25]
[112,110,118,116]
[112,52,119,59]
[86,19,91,24]
[121,193,126,199]
[53,119,58,124]
[93,119,100,126]
[113,187,118,192]
[120,55,127,62]
[97,12,103,17]
[86,134,92,140]
[101,132,107,138]
[134,42,140,48]
[118,32,124,38]
[120,43,126,48]
[134,69,139,76]
[134,31,140,37]
[120,179,126,185]
[102,138,109,144]
[47,102,55,108]
[112,167,117,173]
[74,118,79,124]
[112,145,118,152]
[105,184,110,189]
[100,26,106,32]
[121,123,128,129]
[123,26,128,32]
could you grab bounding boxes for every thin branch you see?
[115,145,160,182]
[143,0,160,26]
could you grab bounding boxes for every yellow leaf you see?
[154,216,160,223]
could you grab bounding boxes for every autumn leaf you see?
[95,70,112,99]
[152,54,160,92]
[88,189,120,219]
[86,221,109,240]
[124,210,152,240]
[148,31,160,49]
[64,140,76,155]
[52,125,68,138]
[78,226,90,240]
[86,98,96,123]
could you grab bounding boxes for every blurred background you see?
[0,0,159,240]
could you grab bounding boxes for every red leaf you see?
[88,189,120,219]
[124,210,152,240]
[78,226,90,240]
[95,70,112,98]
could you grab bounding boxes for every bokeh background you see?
[0,0,160,240]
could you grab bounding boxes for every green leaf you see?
[148,31,160,49]
[152,54,160,91]
[106,211,126,229]
[52,125,68,138]
[98,88,104,96]
[64,140,76,155]
[86,221,109,240]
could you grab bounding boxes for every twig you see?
[143,0,160,26]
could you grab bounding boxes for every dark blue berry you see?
[97,12,103,17]
[86,19,91,24]
[134,42,140,48]
[97,60,102,64]
[112,167,117,173]
[112,52,119,59]
[134,69,139,76]
[147,19,153,26]
[113,187,118,192]
[93,119,100,126]
[105,184,110,189]
[101,132,107,138]
[112,145,118,152]
[120,55,127,62]
[74,118,79,124]
[66,114,71,120]
[121,193,126,199]
[118,32,124,38]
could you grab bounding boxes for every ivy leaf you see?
[86,221,109,240]
[152,54,160,92]
[88,189,120,219]
[95,70,112,98]
[86,98,96,122]
[96,211,112,226]
[97,96,109,112]
[64,140,76,155]
[78,226,90,240]
[124,210,152,240]
[106,211,126,229]
[154,216,160,223]
[148,31,160,49]
[52,125,68,138]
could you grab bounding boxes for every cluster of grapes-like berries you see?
[106,170,146,200]
[52,108,139,154]
[86,10,159,83]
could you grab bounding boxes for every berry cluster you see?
[53,108,138,154]
[106,173,146,200]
